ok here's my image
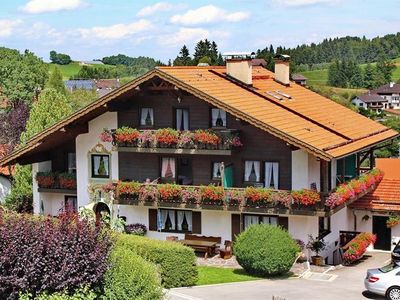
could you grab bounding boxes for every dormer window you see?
[211,108,226,128]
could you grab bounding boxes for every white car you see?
[365,262,400,300]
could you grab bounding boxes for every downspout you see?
[353,210,357,232]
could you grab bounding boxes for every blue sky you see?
[0,0,399,62]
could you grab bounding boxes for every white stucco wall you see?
[289,215,318,244]
[76,112,118,208]
[32,161,52,215]
[0,175,11,203]
[291,149,320,191]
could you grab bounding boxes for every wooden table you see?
[178,239,218,258]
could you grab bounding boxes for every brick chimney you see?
[274,54,291,86]
[223,52,254,85]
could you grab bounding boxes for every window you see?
[244,161,261,182]
[161,157,176,179]
[211,108,227,127]
[65,196,77,212]
[157,209,192,232]
[265,162,279,189]
[140,108,154,127]
[243,214,278,230]
[175,108,189,131]
[91,154,110,178]
[318,216,331,238]
[212,162,223,179]
[68,153,76,174]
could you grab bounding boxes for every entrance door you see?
[373,216,391,250]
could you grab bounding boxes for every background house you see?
[0,145,12,203]
[291,74,307,86]
[64,79,96,92]
[352,92,388,113]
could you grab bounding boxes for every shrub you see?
[234,224,300,276]
[0,211,112,299]
[19,287,97,300]
[102,246,163,300]
[116,234,198,288]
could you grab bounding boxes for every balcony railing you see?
[100,127,242,155]
[36,172,77,193]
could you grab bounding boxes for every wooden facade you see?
[116,90,292,189]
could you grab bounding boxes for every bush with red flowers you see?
[114,127,140,145]
[155,128,179,146]
[200,185,225,204]
[343,232,376,264]
[59,172,77,190]
[158,184,182,202]
[291,189,320,206]
[36,172,56,188]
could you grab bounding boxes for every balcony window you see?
[158,209,192,232]
[161,157,176,180]
[140,108,154,127]
[244,161,261,183]
[244,214,278,229]
[176,108,189,131]
[91,154,110,179]
[265,162,279,189]
[212,162,223,179]
[68,153,76,174]
[211,108,227,128]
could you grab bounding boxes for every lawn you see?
[48,62,116,80]
[196,266,263,285]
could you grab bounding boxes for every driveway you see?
[167,251,391,300]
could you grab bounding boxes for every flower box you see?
[158,184,183,203]
[36,172,56,188]
[291,189,320,207]
[59,173,77,190]
[200,185,224,204]
[201,200,224,206]
[343,232,376,264]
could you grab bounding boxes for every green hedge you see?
[19,287,97,300]
[116,234,198,288]
[234,224,300,276]
[103,246,163,300]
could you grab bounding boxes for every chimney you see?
[223,52,254,85]
[274,54,291,86]
[390,82,395,88]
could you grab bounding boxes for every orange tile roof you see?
[376,158,400,179]
[349,179,400,212]
[0,66,398,166]
[0,145,13,176]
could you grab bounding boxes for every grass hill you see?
[48,62,116,80]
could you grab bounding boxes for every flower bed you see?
[326,169,384,209]
[342,232,376,264]
[101,127,243,151]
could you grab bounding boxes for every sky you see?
[0,0,399,63]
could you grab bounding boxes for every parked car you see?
[392,239,400,262]
[365,262,400,300]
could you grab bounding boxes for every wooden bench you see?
[183,234,221,258]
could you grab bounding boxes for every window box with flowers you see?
[194,130,220,150]
[182,187,201,205]
[326,169,384,209]
[36,172,56,189]
[226,189,245,207]
[155,128,179,148]
[200,185,225,206]
[114,127,140,147]
[116,181,141,203]
[387,216,400,228]
[291,189,321,209]
[342,232,376,265]
[139,184,158,204]
[59,172,77,190]
[244,187,273,208]
[158,184,183,203]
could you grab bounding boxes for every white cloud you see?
[0,19,22,37]
[170,5,249,26]
[21,0,85,14]
[78,19,152,40]
[159,27,210,47]
[137,2,173,17]
[274,0,340,7]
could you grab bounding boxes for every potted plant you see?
[36,171,56,188]
[307,235,326,266]
[59,172,77,189]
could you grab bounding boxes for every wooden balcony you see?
[36,172,77,193]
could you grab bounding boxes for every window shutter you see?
[231,214,241,242]
[192,211,201,234]
[278,216,289,231]
[148,209,158,231]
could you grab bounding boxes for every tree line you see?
[256,33,400,70]
[173,39,224,66]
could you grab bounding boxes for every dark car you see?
[392,240,400,262]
